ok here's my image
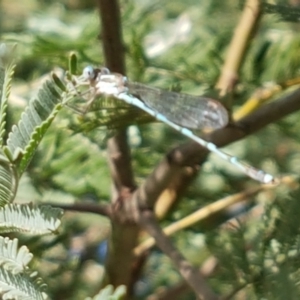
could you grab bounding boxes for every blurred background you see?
[1,0,300,299]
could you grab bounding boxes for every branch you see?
[216,0,262,94]
[97,0,125,73]
[106,130,136,196]
[97,0,135,196]
[139,210,219,300]
[49,202,112,217]
[96,0,138,291]
[233,78,300,121]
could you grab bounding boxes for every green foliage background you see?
[1,0,300,299]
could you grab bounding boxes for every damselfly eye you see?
[82,66,95,80]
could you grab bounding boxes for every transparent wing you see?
[127,82,228,130]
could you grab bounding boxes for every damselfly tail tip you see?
[263,174,280,185]
[264,173,273,183]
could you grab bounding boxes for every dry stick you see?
[96,0,139,290]
[154,166,199,220]
[139,210,219,300]
[216,0,262,94]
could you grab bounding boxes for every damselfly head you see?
[70,66,128,102]
[82,66,97,81]
[82,66,111,82]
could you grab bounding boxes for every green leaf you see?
[0,64,14,146]
[69,52,78,75]
[5,80,63,175]
[0,203,63,234]
[0,237,33,274]
[51,73,66,92]
[0,152,17,205]
[0,268,47,300]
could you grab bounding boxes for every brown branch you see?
[49,202,112,217]
[130,156,184,212]
[96,0,138,293]
[106,130,136,197]
[97,0,135,195]
[97,0,125,73]
[139,210,219,300]
[154,166,199,220]
[216,0,262,94]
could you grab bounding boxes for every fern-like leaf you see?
[5,80,63,175]
[0,203,63,234]
[0,268,47,300]
[0,64,15,146]
[0,237,33,274]
[0,152,17,205]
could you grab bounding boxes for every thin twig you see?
[139,210,219,300]
[216,0,262,95]
[234,77,300,120]
[49,202,112,217]
[147,257,218,300]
